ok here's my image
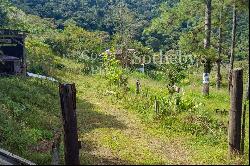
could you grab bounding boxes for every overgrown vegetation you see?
[0,0,249,165]
[0,77,61,164]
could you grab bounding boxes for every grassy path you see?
[0,59,248,165]
[77,86,189,165]
[55,59,249,165]
[63,74,190,165]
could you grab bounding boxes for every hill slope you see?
[0,0,249,165]
[0,57,249,164]
[9,0,166,36]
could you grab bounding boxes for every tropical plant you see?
[102,49,128,89]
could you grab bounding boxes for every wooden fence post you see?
[240,77,249,155]
[136,80,140,94]
[154,97,159,115]
[59,84,80,165]
[229,68,243,156]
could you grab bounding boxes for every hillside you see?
[9,0,166,38]
[0,56,249,164]
[0,0,249,165]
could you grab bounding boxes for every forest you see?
[0,0,249,165]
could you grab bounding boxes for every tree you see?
[202,0,212,96]
[107,1,138,67]
[228,0,237,92]
[9,0,165,41]
[216,0,224,89]
[0,0,8,27]
[142,1,180,52]
[228,0,249,91]
[145,0,248,95]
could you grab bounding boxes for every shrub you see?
[101,49,128,89]
[45,23,107,60]
[159,51,190,94]
[26,38,55,75]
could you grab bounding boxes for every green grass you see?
[0,76,62,164]
[0,58,249,165]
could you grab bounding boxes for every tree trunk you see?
[216,61,222,89]
[216,0,224,90]
[203,0,212,96]
[246,77,249,100]
[228,2,237,92]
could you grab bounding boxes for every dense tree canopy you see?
[0,0,9,26]
[9,0,165,39]
[1,0,249,73]
[143,0,249,61]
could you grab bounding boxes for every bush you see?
[45,23,107,60]
[146,70,165,81]
[101,49,129,89]
[159,51,190,94]
[26,38,55,75]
